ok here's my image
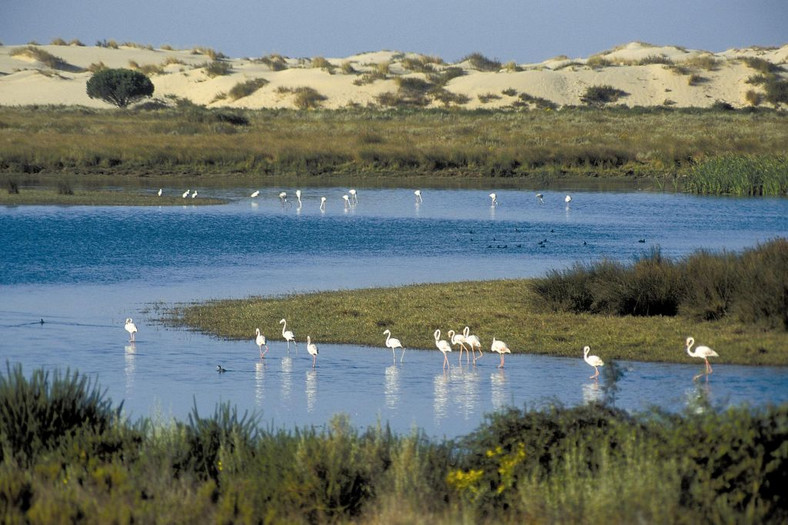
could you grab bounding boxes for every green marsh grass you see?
[2,365,785,523]
[0,187,225,206]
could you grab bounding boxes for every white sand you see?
[0,41,785,109]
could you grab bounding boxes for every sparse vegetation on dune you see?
[0,364,785,523]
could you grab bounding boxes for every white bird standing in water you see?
[565,194,572,206]
[414,189,423,203]
[536,193,543,204]
[448,329,469,365]
[434,329,452,370]
[342,194,350,209]
[583,346,604,379]
[489,193,498,206]
[295,189,302,208]
[250,190,260,198]
[279,191,288,206]
[124,318,138,342]
[349,188,358,203]
[463,326,482,363]
[320,196,327,212]
[191,190,198,199]
[306,336,319,367]
[255,328,268,358]
[383,329,405,362]
[491,337,511,368]
[182,189,190,198]
[280,318,297,351]
[157,188,162,197]
[685,337,719,375]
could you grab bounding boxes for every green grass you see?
[0,187,225,206]
[2,365,786,523]
[1,106,786,194]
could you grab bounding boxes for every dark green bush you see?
[86,68,154,107]
[581,85,628,106]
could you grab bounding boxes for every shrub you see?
[501,87,517,96]
[50,37,67,46]
[228,78,269,100]
[763,78,788,106]
[203,60,232,77]
[86,68,155,107]
[745,90,762,106]
[57,180,74,195]
[687,74,707,86]
[291,87,327,109]
[310,56,334,72]
[461,52,501,72]
[9,46,78,71]
[428,67,465,87]
[477,93,501,103]
[340,61,356,75]
[580,85,628,106]
[258,54,288,71]
[586,55,612,69]
[742,57,781,74]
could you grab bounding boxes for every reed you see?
[685,154,788,195]
[1,365,784,523]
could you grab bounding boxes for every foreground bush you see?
[0,365,785,523]
[534,239,788,329]
[86,68,154,108]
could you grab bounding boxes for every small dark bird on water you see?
[40,319,44,325]
[638,239,646,243]
[216,364,226,373]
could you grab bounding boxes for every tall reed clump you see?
[0,363,122,466]
[685,154,788,195]
[533,239,788,329]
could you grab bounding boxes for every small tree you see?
[86,68,154,107]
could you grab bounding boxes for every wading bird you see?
[157,188,162,197]
[583,346,604,379]
[448,329,469,365]
[463,326,482,363]
[685,337,718,375]
[279,191,288,205]
[565,194,572,206]
[434,329,452,370]
[124,318,137,342]
[320,196,327,212]
[383,329,405,362]
[342,194,350,209]
[280,318,297,351]
[306,336,319,367]
[255,328,268,358]
[489,193,497,206]
[536,193,543,204]
[414,189,423,203]
[250,190,260,198]
[349,188,358,203]
[295,189,302,208]
[191,190,198,199]
[182,189,190,198]
[491,337,511,368]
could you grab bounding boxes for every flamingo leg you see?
[260,345,268,359]
[499,354,504,368]
[400,348,405,363]
[443,353,449,370]
[705,358,713,374]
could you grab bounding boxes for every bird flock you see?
[123,315,718,380]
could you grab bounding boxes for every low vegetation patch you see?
[581,85,628,106]
[1,365,785,523]
[227,78,269,101]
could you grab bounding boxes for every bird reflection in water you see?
[433,371,449,424]
[305,370,318,413]
[490,369,508,409]
[280,355,293,401]
[124,343,136,398]
[384,365,400,410]
[685,381,712,415]
[458,367,480,420]
[582,381,604,405]
[255,361,265,407]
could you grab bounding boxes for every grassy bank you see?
[1,364,786,523]
[164,241,788,366]
[1,105,786,195]
[0,187,225,206]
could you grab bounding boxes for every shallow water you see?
[1,188,786,438]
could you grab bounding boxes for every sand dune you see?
[0,41,785,109]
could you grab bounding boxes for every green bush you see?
[461,52,502,72]
[86,68,154,107]
[227,78,269,101]
[581,85,628,106]
[203,60,232,77]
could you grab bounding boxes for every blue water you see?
[1,188,786,438]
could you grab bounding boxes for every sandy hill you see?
[0,41,785,109]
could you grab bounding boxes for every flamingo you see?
[383,329,405,362]
[182,189,190,198]
[463,326,482,363]
[191,190,198,199]
[349,188,358,203]
[489,192,497,206]
[279,191,288,206]
[124,318,137,342]
[583,346,604,379]
[342,194,350,209]
[491,337,511,368]
[250,190,260,198]
[448,329,469,365]
[157,188,162,197]
[320,196,327,212]
[414,189,423,203]
[565,194,572,206]
[295,189,302,208]
[255,328,269,358]
[434,329,452,370]
[280,318,297,351]
[685,337,718,375]
[536,192,543,204]
[306,335,319,368]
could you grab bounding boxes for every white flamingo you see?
[157,188,162,197]
[685,337,719,375]
[448,329,469,365]
[463,326,482,363]
[536,193,543,204]
[414,189,423,203]
[280,318,297,351]
[320,196,327,212]
[434,329,452,370]
[306,335,319,368]
[124,318,138,342]
[489,192,497,206]
[583,346,604,379]
[182,189,190,198]
[491,337,511,368]
[279,191,288,206]
[295,189,302,208]
[349,188,358,203]
[383,329,405,362]
[250,190,260,198]
[342,194,350,209]
[191,190,198,199]
[255,328,268,358]
[565,194,572,206]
